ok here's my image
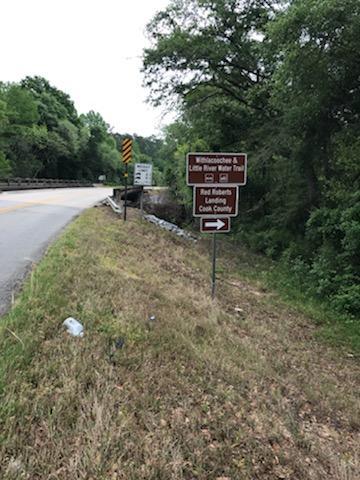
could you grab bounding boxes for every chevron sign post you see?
[122,138,133,221]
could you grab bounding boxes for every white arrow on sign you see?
[204,219,226,230]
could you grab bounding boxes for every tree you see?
[0,151,11,177]
[21,76,78,128]
[0,76,168,185]
[267,0,360,208]
[0,83,42,177]
[143,0,360,316]
[80,111,120,181]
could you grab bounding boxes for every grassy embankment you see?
[0,207,359,479]
[222,236,360,354]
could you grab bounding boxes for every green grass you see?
[0,207,359,479]
[266,265,360,353]
[221,236,360,354]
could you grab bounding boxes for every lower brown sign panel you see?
[194,186,238,217]
[200,217,231,233]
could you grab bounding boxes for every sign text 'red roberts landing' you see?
[187,152,247,185]
[193,186,238,217]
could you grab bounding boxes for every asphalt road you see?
[0,187,113,316]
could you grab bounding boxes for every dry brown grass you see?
[0,207,359,479]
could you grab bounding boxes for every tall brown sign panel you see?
[187,153,247,186]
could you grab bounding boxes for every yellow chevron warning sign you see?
[122,138,133,164]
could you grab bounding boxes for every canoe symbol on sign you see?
[205,173,214,183]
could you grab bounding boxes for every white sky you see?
[0,0,172,136]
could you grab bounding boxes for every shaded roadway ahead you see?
[0,187,113,316]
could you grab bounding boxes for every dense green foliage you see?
[0,76,164,183]
[143,0,360,318]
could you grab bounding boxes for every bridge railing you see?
[0,178,93,192]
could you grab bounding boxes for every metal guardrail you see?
[0,178,93,192]
[105,196,122,214]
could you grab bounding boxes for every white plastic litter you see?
[234,307,244,313]
[63,317,84,337]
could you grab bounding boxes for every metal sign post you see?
[211,234,217,299]
[122,138,133,222]
[140,186,144,217]
[124,163,128,221]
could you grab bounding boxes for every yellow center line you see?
[0,190,96,215]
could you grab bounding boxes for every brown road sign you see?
[193,186,238,217]
[200,217,231,233]
[122,138,133,164]
[187,152,247,185]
